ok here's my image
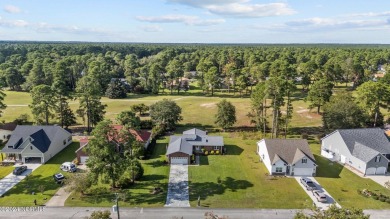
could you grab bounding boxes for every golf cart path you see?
[294,177,341,210]
[45,186,71,206]
[165,164,190,207]
[0,164,41,196]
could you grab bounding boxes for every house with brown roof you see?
[257,139,317,176]
[75,125,152,164]
[0,122,17,142]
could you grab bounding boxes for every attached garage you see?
[24,157,43,164]
[366,167,376,175]
[170,157,188,165]
[293,168,314,176]
[375,167,387,175]
[80,156,89,164]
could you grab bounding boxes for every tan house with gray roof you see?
[257,139,317,176]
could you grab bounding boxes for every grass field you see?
[310,142,390,209]
[2,90,322,129]
[0,142,78,206]
[0,166,13,180]
[188,132,310,208]
[65,137,170,207]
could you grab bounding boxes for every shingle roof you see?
[0,122,17,131]
[1,125,68,153]
[261,139,315,165]
[166,129,224,155]
[329,128,390,162]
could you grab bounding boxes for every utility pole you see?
[114,193,120,219]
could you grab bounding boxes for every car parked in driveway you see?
[60,162,77,172]
[300,177,316,190]
[13,165,27,175]
[53,173,65,184]
[312,190,327,202]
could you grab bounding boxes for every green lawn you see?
[0,142,79,206]
[2,90,322,129]
[65,137,170,207]
[188,133,310,208]
[0,166,13,179]
[310,142,390,209]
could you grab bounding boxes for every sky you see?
[0,0,390,43]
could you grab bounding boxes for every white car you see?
[312,190,327,202]
[60,162,77,172]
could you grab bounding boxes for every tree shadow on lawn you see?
[314,154,342,178]
[289,126,324,135]
[225,144,244,155]
[189,177,253,202]
[3,174,60,197]
[145,160,167,168]
[141,174,166,181]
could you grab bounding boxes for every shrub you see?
[372,195,379,200]
[140,120,153,129]
[316,133,325,141]
[301,133,308,139]
[73,158,79,165]
[386,199,390,204]
[204,151,209,155]
[380,197,386,202]
[216,150,220,155]
[210,150,215,155]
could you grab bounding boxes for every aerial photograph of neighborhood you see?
[1,0,390,218]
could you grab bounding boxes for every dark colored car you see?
[300,177,317,191]
[53,173,65,184]
[13,165,27,175]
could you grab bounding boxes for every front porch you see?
[1,153,23,165]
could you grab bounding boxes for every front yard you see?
[0,166,14,180]
[188,133,310,208]
[310,142,390,209]
[0,142,79,206]
[65,137,170,207]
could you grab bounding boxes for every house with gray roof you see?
[257,139,317,176]
[166,128,224,165]
[321,128,390,175]
[1,125,72,164]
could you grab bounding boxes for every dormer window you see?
[302,158,307,164]
[375,156,381,162]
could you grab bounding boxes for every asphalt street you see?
[0,207,389,219]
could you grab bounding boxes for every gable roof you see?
[183,128,207,136]
[261,139,316,165]
[2,125,69,153]
[325,128,390,162]
[166,128,224,155]
[130,129,151,143]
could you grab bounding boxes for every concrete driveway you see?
[294,177,341,210]
[0,163,41,196]
[165,164,190,207]
[45,186,71,206]
[365,175,390,187]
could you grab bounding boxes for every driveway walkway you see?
[344,165,390,188]
[0,163,41,196]
[165,164,190,207]
[45,186,71,206]
[294,177,341,210]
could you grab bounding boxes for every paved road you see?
[294,177,341,210]
[0,207,388,219]
[165,164,190,207]
[0,164,41,196]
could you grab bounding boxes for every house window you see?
[375,156,381,162]
[275,167,283,173]
[30,146,33,150]
[63,140,66,145]
[302,158,307,163]
[214,146,219,150]
[262,154,265,160]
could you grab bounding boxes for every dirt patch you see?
[296,108,321,119]
[200,103,217,108]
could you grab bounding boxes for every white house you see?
[321,128,390,175]
[257,139,317,176]
[1,125,72,164]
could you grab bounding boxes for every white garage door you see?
[171,157,188,165]
[80,156,89,164]
[366,167,376,175]
[293,168,313,176]
[376,167,387,175]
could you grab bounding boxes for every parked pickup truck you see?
[300,177,317,191]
